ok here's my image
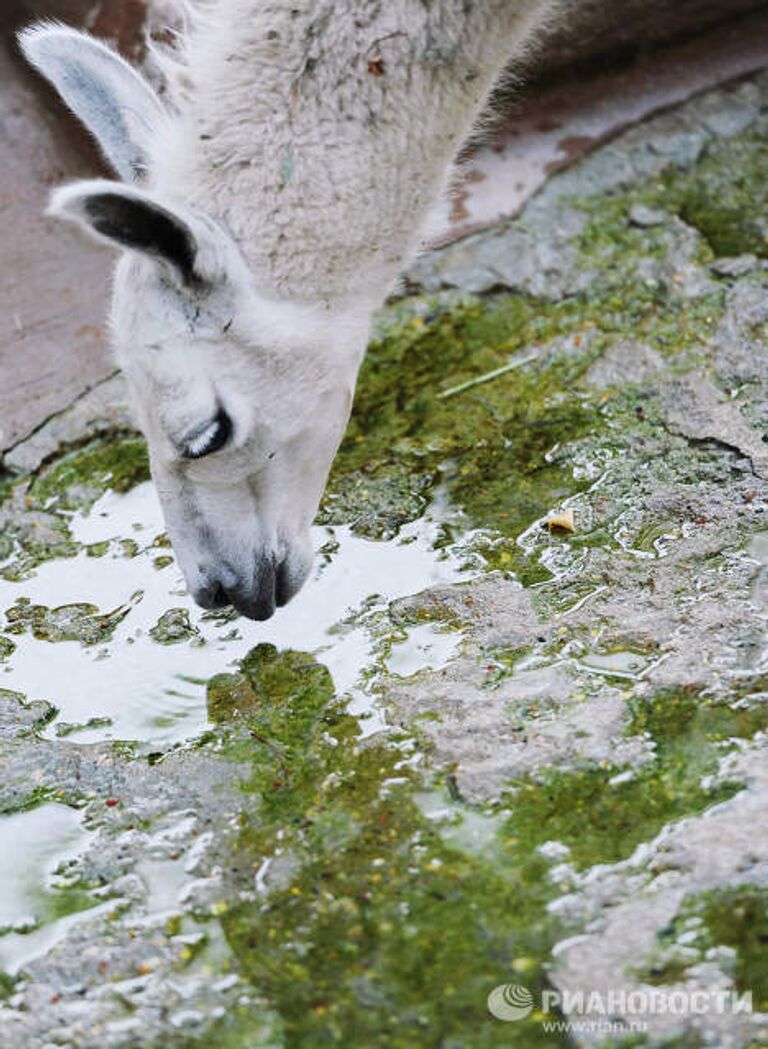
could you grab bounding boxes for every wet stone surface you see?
[3,65,768,1049]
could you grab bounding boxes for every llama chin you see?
[19,1,557,620]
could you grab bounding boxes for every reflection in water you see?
[1,482,466,746]
[385,622,460,678]
[0,803,99,975]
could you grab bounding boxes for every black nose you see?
[196,580,229,611]
[230,577,277,621]
[196,558,281,622]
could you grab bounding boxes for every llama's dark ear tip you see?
[48,183,203,287]
[85,192,201,286]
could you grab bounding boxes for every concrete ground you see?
[2,5,768,1049]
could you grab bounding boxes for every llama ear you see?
[49,180,207,287]
[18,22,167,183]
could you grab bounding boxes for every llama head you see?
[20,23,368,619]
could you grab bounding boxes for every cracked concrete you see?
[3,11,768,1049]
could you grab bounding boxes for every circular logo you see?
[487,983,534,1022]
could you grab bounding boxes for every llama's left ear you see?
[49,180,213,288]
[19,22,167,183]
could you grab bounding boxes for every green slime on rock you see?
[206,644,572,1048]
[637,883,768,1014]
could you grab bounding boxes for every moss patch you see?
[28,435,149,513]
[678,137,768,258]
[206,645,573,1047]
[492,685,764,871]
[4,597,135,646]
[149,608,201,645]
[639,884,768,1012]
[320,296,601,544]
[498,763,736,872]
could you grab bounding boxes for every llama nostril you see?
[195,559,282,620]
[275,559,291,607]
[210,582,229,607]
[221,558,277,621]
[197,579,229,610]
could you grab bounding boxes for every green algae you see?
[315,140,741,563]
[498,762,736,872]
[481,644,533,686]
[318,462,432,540]
[200,636,765,1043]
[0,971,15,1000]
[692,887,768,1011]
[4,596,136,646]
[678,138,768,258]
[149,1007,284,1049]
[200,651,757,1045]
[629,687,768,749]
[574,201,722,349]
[205,645,573,1047]
[27,876,100,929]
[0,782,58,816]
[491,685,762,872]
[638,884,768,1013]
[320,295,601,546]
[149,608,201,645]
[28,434,149,513]
[0,511,78,583]
[0,435,149,582]
[85,540,110,558]
[54,716,113,738]
[0,690,57,738]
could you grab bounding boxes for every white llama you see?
[20,1,556,620]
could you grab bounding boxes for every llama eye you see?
[182,409,232,459]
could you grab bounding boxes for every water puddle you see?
[135,856,190,924]
[748,531,768,613]
[413,790,503,855]
[1,483,467,746]
[385,623,461,678]
[0,802,99,975]
[578,650,652,681]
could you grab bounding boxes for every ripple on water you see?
[1,483,467,746]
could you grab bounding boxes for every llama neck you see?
[152,0,552,308]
